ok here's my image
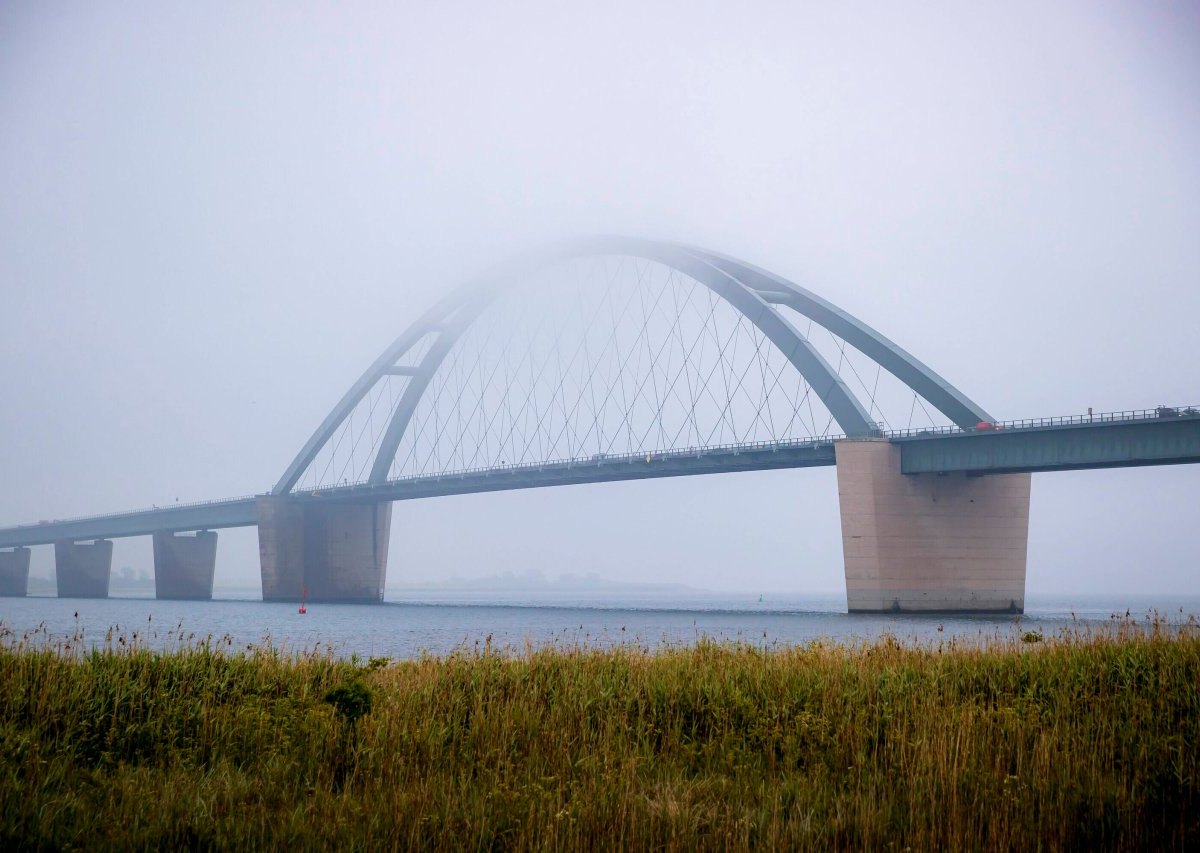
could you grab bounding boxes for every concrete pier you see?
[153,530,217,600]
[0,547,31,596]
[835,439,1031,613]
[55,539,114,598]
[257,497,391,602]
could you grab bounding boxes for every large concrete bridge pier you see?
[257,497,391,602]
[153,530,218,600]
[835,439,1032,613]
[0,547,31,596]
[55,539,114,598]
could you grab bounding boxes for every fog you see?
[2,1,1197,596]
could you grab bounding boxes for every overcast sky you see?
[2,1,1197,597]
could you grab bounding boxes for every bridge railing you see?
[305,405,1198,493]
[885,404,1200,440]
[13,405,1197,524]
[296,434,848,495]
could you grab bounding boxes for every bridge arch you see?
[274,237,991,494]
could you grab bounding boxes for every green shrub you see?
[0,618,1196,849]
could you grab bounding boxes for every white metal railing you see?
[886,404,1199,440]
[302,434,847,496]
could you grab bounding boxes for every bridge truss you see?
[279,238,992,494]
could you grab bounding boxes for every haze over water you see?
[4,590,1197,660]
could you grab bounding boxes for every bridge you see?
[2,237,1197,611]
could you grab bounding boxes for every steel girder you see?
[275,237,991,493]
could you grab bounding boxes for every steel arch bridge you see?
[2,236,1198,610]
[276,236,992,497]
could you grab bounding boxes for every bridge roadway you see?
[2,407,1197,550]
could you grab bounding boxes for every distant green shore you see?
[2,620,1197,850]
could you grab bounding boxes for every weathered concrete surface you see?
[0,547,31,597]
[257,496,307,601]
[835,439,1031,613]
[257,497,390,602]
[153,530,218,600]
[54,539,114,598]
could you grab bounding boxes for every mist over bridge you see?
[3,238,1198,610]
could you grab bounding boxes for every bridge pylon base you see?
[835,439,1031,613]
[257,497,390,603]
[55,539,113,598]
[153,530,217,600]
[0,547,31,596]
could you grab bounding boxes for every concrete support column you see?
[153,530,218,600]
[0,547,31,597]
[55,539,114,598]
[257,496,391,602]
[835,439,1031,613]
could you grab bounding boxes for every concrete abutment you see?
[257,496,391,602]
[0,547,31,597]
[835,439,1031,613]
[153,530,218,600]
[54,539,114,598]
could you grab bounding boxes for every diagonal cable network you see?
[351,257,925,482]
[511,257,631,464]
[572,262,681,455]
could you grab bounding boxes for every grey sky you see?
[2,1,1197,595]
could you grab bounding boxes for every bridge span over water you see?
[2,238,1197,611]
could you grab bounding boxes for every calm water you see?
[2,590,1197,659]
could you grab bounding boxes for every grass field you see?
[2,616,1197,850]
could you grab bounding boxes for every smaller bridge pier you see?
[0,547,31,596]
[257,497,391,602]
[835,439,1031,613]
[55,539,113,598]
[153,530,217,600]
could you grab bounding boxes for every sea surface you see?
[2,590,1197,659]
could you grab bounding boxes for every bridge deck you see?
[0,498,260,549]
[894,410,1200,474]
[1,410,1197,549]
[293,441,838,506]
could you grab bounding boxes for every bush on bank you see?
[1,619,1197,850]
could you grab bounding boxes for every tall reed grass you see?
[1,616,1197,850]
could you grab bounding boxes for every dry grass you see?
[1,616,1197,850]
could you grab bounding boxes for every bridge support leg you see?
[153,531,217,600]
[257,497,391,602]
[54,539,114,598]
[0,547,31,597]
[835,439,1031,613]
